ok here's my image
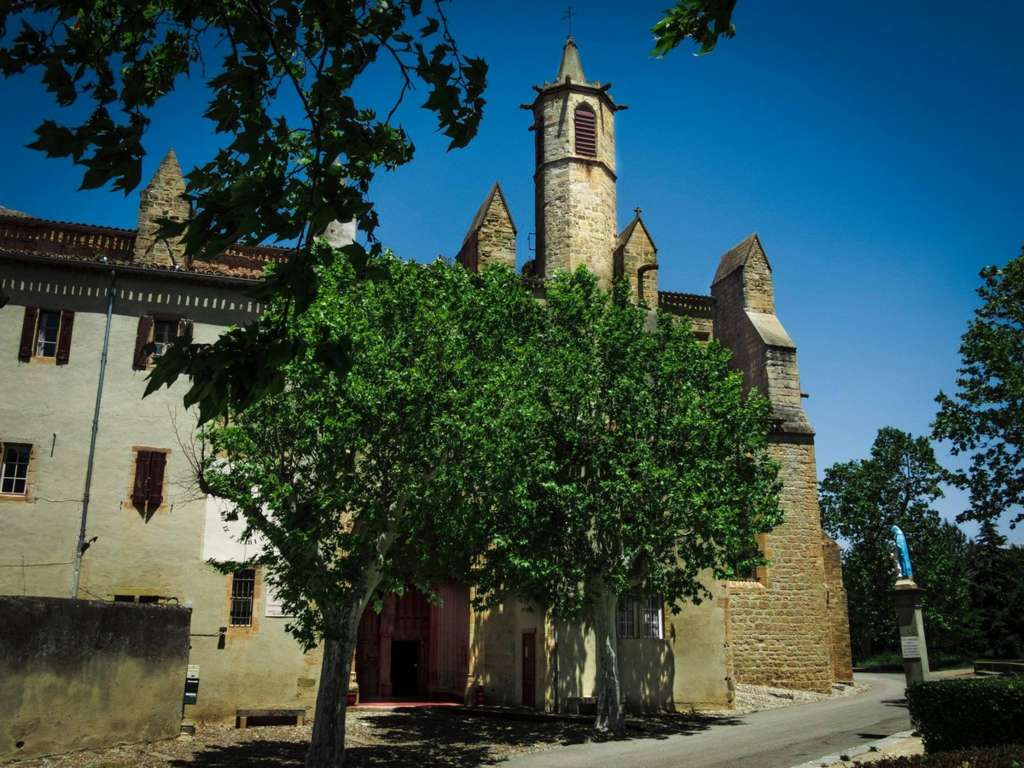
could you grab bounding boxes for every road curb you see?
[787,730,916,768]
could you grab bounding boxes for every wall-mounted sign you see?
[900,635,921,659]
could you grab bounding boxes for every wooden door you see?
[521,630,536,708]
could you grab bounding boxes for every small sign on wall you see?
[184,664,200,705]
[900,636,922,659]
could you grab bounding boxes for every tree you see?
[199,250,536,767]
[820,427,975,658]
[652,0,738,56]
[968,522,1024,658]
[934,246,1024,527]
[0,0,488,421]
[469,270,782,731]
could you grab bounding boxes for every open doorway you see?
[391,640,420,697]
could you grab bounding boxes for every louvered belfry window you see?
[574,104,597,158]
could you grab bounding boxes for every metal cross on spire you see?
[562,6,575,37]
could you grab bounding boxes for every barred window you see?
[152,319,178,359]
[617,593,663,639]
[574,104,597,157]
[230,569,256,626]
[35,310,61,357]
[1,443,31,495]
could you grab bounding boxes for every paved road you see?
[503,673,911,768]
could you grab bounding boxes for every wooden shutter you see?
[56,310,75,365]
[133,315,154,370]
[177,318,193,343]
[147,452,166,508]
[18,307,37,362]
[574,105,597,158]
[132,451,153,506]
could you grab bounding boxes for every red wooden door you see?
[521,630,536,708]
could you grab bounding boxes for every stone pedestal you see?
[892,578,930,686]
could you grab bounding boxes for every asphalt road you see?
[502,673,911,768]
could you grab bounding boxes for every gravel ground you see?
[9,683,864,768]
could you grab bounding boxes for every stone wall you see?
[823,536,854,681]
[134,149,190,269]
[0,596,190,761]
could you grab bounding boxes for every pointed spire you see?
[556,36,586,83]
[147,148,184,189]
[135,147,190,268]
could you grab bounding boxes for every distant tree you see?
[968,522,1024,659]
[934,246,1024,527]
[820,427,975,658]
[0,0,487,423]
[470,270,781,732]
[200,251,534,768]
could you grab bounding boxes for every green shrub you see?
[907,677,1024,752]
[868,744,1024,767]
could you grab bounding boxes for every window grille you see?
[1,443,30,495]
[616,597,635,638]
[617,593,663,639]
[639,595,663,639]
[152,319,177,359]
[230,569,256,626]
[574,104,597,158]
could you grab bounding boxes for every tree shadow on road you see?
[168,707,744,768]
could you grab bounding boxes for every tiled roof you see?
[0,213,292,280]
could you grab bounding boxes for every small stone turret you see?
[530,37,621,287]
[134,149,190,268]
[456,182,517,272]
[613,209,658,305]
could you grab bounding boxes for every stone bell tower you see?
[529,37,622,287]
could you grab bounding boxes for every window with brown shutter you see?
[18,307,38,362]
[55,310,75,364]
[133,315,155,369]
[132,449,167,513]
[574,104,597,158]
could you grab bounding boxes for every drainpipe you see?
[71,268,117,599]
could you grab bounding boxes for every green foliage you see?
[934,246,1024,527]
[867,744,1024,767]
[200,246,532,648]
[820,428,978,659]
[471,269,782,616]
[651,0,738,57]
[969,523,1024,659]
[854,651,974,673]
[907,677,1024,753]
[0,0,487,422]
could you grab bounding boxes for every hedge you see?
[907,676,1024,753]
[868,744,1024,767]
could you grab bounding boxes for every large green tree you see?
[934,246,1024,528]
[820,427,976,658]
[469,270,781,731]
[200,251,536,767]
[968,522,1024,659]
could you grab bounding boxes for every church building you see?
[0,38,851,723]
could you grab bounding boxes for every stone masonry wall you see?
[134,149,190,268]
[477,193,516,270]
[620,224,657,305]
[823,536,854,681]
[535,89,617,287]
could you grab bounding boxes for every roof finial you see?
[562,6,575,38]
[634,207,643,219]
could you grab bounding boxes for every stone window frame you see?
[123,446,172,517]
[0,440,37,501]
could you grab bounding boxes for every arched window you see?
[574,104,597,158]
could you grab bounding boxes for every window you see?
[230,569,256,626]
[113,594,160,604]
[1,443,31,495]
[574,104,597,158]
[18,307,75,364]
[35,310,61,357]
[131,449,167,513]
[616,593,663,639]
[151,319,178,359]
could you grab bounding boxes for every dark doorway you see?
[522,630,536,707]
[391,640,420,697]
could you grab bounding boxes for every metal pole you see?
[71,269,116,598]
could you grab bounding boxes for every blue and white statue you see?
[891,525,914,581]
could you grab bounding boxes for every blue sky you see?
[1,1,1022,541]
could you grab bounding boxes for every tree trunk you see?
[589,577,625,733]
[305,584,375,768]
